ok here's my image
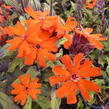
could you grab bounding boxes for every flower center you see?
[22,35,26,39]
[40,17,45,20]
[71,74,79,82]
[36,44,41,49]
[25,87,28,90]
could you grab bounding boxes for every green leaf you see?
[94,79,104,86]
[26,66,40,79]
[56,37,67,47]
[106,56,109,65]
[0,44,14,59]
[36,95,51,109]
[106,66,109,72]
[56,48,63,58]
[77,98,84,109]
[0,91,19,109]
[23,96,32,109]
[51,91,61,109]
[10,12,19,21]
[8,58,24,73]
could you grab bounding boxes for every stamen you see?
[71,74,80,82]
[36,44,40,49]
[22,35,26,39]
[40,17,45,20]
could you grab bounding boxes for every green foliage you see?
[23,96,32,109]
[8,58,24,73]
[0,0,109,109]
[36,95,51,109]
[0,92,19,109]
[51,91,61,109]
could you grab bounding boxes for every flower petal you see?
[81,79,100,92]
[60,55,73,73]
[84,28,93,34]
[73,53,84,72]
[6,37,23,51]
[56,81,73,98]
[41,49,56,61]
[52,65,70,76]
[37,51,46,67]
[19,73,30,87]
[80,58,92,68]
[79,67,101,78]
[88,37,104,50]
[24,47,37,65]
[17,40,31,58]
[49,76,69,86]
[64,34,72,49]
[77,79,90,101]
[14,90,27,105]
[28,89,41,100]
[29,78,42,89]
[41,37,58,52]
[67,82,77,104]
[65,17,77,32]
[91,34,108,41]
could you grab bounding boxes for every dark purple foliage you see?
[96,0,106,14]
[75,0,86,27]
[95,0,108,33]
[77,0,86,9]
[69,33,94,56]
[0,0,3,5]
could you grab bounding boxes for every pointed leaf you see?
[23,96,32,109]
[0,92,19,109]
[51,91,61,109]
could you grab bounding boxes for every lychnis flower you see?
[49,53,101,104]
[11,74,41,105]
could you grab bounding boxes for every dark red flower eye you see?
[71,74,80,82]
[36,44,41,49]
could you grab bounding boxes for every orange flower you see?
[6,21,36,58]
[0,9,2,14]
[24,26,58,66]
[0,15,4,23]
[0,26,13,42]
[25,6,65,36]
[0,26,12,36]
[7,7,77,66]
[25,6,49,20]
[86,0,96,9]
[11,73,41,105]
[49,53,101,104]
[25,6,78,49]
[63,17,77,49]
[1,4,11,10]
[75,27,107,50]
[7,21,58,67]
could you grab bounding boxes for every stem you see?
[33,0,37,10]
[50,0,53,16]
[79,94,102,109]
[86,102,102,109]
[20,0,25,12]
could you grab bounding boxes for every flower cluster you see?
[6,7,77,67]
[9,6,107,106]
[49,53,101,104]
